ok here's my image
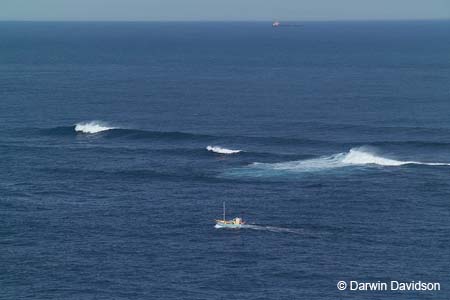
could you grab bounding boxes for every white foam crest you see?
[207,145,241,154]
[342,148,410,166]
[342,148,450,166]
[245,147,450,173]
[74,121,115,134]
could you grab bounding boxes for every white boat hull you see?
[215,222,244,229]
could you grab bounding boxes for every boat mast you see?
[223,201,226,221]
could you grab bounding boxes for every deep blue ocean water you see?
[1,21,450,299]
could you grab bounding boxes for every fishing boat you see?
[215,202,245,229]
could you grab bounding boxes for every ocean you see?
[1,21,449,299]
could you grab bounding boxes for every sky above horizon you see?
[0,0,449,21]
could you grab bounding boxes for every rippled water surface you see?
[1,21,449,299]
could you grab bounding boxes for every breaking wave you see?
[340,148,441,166]
[228,147,450,177]
[207,145,241,154]
[43,124,212,140]
[74,121,115,134]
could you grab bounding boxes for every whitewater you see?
[207,145,241,154]
[74,121,115,134]
[232,147,450,176]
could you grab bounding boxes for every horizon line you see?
[0,18,449,23]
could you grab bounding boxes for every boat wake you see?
[215,223,303,234]
[226,147,450,177]
[242,224,304,234]
[74,121,116,134]
[207,145,241,154]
